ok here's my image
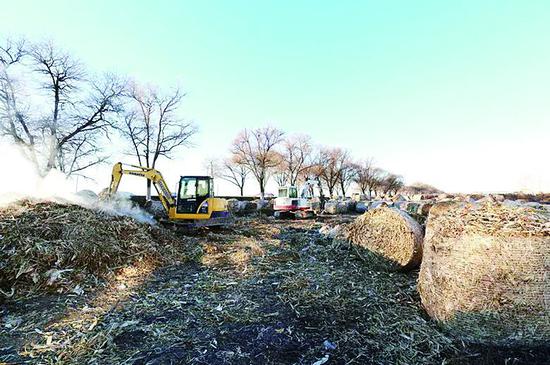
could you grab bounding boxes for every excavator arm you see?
[106,162,176,214]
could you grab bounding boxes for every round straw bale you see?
[324,200,350,215]
[355,201,369,213]
[346,207,424,270]
[418,202,550,346]
[369,200,389,210]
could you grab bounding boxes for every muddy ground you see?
[1,215,548,364]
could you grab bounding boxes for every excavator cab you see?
[177,176,214,214]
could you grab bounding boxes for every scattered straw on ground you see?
[1,213,548,364]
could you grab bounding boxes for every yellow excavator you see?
[103,162,231,227]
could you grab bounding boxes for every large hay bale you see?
[255,199,274,215]
[310,197,322,212]
[418,202,550,346]
[343,199,356,212]
[240,200,258,213]
[355,201,369,213]
[393,201,408,210]
[368,201,387,210]
[227,198,240,212]
[227,200,257,216]
[346,207,424,270]
[324,200,349,215]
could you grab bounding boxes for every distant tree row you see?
[0,38,195,199]
[210,126,405,199]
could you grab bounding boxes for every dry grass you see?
[418,201,550,346]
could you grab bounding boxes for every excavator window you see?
[197,179,209,197]
[289,187,298,198]
[179,178,197,199]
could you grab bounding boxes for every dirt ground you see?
[1,215,548,364]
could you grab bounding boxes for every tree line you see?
[210,126,405,199]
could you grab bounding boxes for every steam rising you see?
[0,142,155,224]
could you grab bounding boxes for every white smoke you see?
[0,142,155,224]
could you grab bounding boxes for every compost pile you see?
[0,199,197,298]
[345,207,424,270]
[418,201,550,346]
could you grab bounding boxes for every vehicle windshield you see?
[179,177,211,200]
[278,188,288,198]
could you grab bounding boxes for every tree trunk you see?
[146,180,152,201]
[260,183,265,199]
[317,179,326,210]
[46,88,61,171]
[240,185,244,196]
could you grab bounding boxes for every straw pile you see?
[345,207,424,270]
[418,202,550,346]
[0,199,197,299]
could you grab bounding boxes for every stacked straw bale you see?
[418,202,550,346]
[346,207,424,270]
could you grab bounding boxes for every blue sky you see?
[1,1,549,194]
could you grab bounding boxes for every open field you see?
[1,207,548,365]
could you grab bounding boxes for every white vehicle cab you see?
[273,180,317,218]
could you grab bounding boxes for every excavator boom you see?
[107,162,175,214]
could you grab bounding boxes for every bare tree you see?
[231,126,284,199]
[2,40,125,177]
[313,147,349,198]
[203,157,222,178]
[402,182,442,195]
[277,134,312,186]
[120,83,196,200]
[220,156,249,196]
[380,172,404,196]
[31,42,85,171]
[0,38,36,164]
[272,150,289,186]
[56,75,126,176]
[353,159,383,199]
[273,166,289,187]
[337,152,354,197]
